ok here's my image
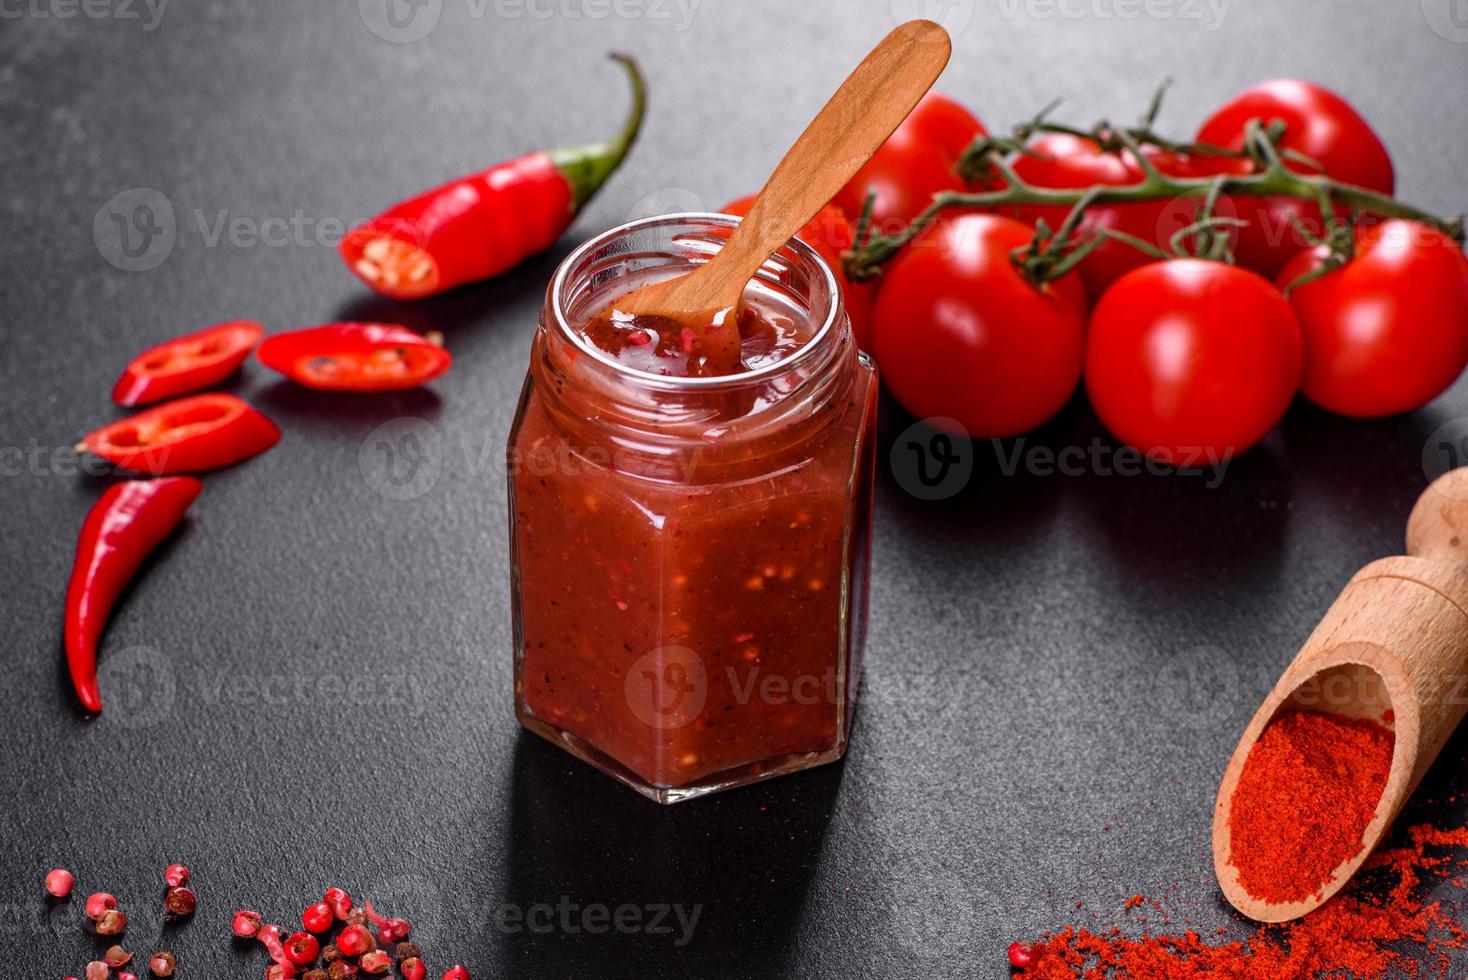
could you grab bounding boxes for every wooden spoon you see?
[1211,466,1468,922]
[611,19,952,373]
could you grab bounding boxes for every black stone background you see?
[2,1,1466,977]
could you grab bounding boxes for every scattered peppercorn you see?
[232,909,264,938]
[399,958,426,980]
[85,892,117,920]
[359,949,392,974]
[103,944,133,967]
[85,962,108,980]
[442,967,470,980]
[324,887,352,921]
[95,908,128,936]
[1008,941,1034,968]
[327,961,359,979]
[336,923,374,957]
[303,900,334,933]
[395,941,422,961]
[163,864,190,889]
[148,951,176,977]
[45,868,75,899]
[164,885,197,917]
[284,931,322,966]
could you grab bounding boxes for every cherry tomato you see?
[1086,259,1302,463]
[257,323,451,392]
[1277,220,1468,418]
[833,91,988,235]
[82,393,281,474]
[1005,133,1195,298]
[112,320,265,407]
[872,214,1087,437]
[1194,80,1394,277]
[720,195,872,351]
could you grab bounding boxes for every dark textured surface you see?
[2,1,1467,977]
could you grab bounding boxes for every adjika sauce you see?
[507,214,877,802]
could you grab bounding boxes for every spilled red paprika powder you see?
[1228,709,1395,903]
[1014,821,1468,978]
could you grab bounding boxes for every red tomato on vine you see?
[1004,133,1196,297]
[1277,220,1468,418]
[719,195,873,351]
[1193,80,1394,277]
[872,214,1087,438]
[1086,259,1302,464]
[834,91,988,236]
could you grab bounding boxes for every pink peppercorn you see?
[45,868,74,898]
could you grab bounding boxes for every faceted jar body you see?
[507,213,877,803]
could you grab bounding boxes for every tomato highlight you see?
[1194,80,1394,276]
[1086,259,1303,464]
[1004,133,1195,297]
[872,213,1087,438]
[1278,220,1468,418]
[833,90,988,233]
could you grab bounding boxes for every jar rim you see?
[548,211,842,392]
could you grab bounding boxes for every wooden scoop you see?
[611,20,951,372]
[1212,467,1468,922]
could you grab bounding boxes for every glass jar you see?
[507,212,877,803]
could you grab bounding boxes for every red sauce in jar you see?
[509,217,876,801]
[580,303,806,378]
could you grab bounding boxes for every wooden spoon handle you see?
[662,20,951,313]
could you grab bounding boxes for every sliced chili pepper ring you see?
[112,320,265,406]
[350,235,441,299]
[257,322,452,391]
[81,393,281,474]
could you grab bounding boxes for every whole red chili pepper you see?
[80,393,280,474]
[257,322,451,391]
[65,477,202,712]
[340,53,646,300]
[112,319,265,407]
